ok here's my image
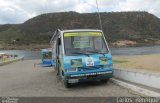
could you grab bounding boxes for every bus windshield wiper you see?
[71,51,90,56]
[86,50,106,56]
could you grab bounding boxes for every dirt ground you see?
[113,54,160,73]
[0,59,139,97]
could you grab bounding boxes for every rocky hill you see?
[0,11,160,49]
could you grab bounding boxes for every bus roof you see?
[50,29,103,44]
[61,29,102,33]
[41,48,52,52]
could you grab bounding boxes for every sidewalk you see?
[113,68,160,89]
[111,78,160,97]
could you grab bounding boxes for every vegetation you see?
[0,11,160,49]
[113,54,160,73]
[113,59,128,64]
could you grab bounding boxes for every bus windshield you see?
[64,31,108,56]
[42,52,52,60]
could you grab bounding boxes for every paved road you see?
[0,60,139,97]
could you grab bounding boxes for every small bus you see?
[41,48,55,66]
[50,29,113,87]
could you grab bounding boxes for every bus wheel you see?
[64,80,70,88]
[101,79,109,83]
[55,60,59,76]
[56,67,59,76]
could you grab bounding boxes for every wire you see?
[95,0,111,52]
[96,0,103,30]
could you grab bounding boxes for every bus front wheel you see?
[64,80,70,88]
[101,79,109,83]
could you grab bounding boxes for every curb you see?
[0,57,24,66]
[110,78,160,97]
[113,68,160,89]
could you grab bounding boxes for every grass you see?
[0,58,12,63]
[113,59,128,64]
[112,54,160,73]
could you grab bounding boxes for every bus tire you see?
[64,80,70,88]
[55,59,60,76]
[101,79,109,83]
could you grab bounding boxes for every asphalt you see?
[0,60,140,97]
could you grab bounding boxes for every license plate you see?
[68,79,79,83]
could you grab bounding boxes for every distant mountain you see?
[0,11,160,47]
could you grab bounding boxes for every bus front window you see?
[43,52,52,60]
[64,32,108,56]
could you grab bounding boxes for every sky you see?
[0,0,160,24]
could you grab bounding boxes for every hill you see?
[0,11,160,49]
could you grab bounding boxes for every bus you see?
[50,29,113,87]
[41,48,55,66]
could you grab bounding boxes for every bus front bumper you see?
[64,69,113,83]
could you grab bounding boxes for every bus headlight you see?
[99,57,108,65]
[70,58,83,67]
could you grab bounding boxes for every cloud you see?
[0,0,159,24]
[0,0,81,24]
[0,0,33,24]
[12,0,80,14]
[113,0,160,17]
[0,7,29,24]
[85,0,160,17]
